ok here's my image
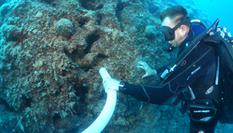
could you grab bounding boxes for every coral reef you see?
[0,0,231,132]
[40,0,55,3]
[2,24,22,41]
[55,18,75,38]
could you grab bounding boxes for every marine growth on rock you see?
[55,18,75,38]
[2,24,22,42]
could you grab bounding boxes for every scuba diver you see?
[101,6,233,133]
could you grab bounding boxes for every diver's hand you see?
[136,61,157,79]
[99,68,121,93]
[102,78,121,93]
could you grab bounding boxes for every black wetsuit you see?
[119,34,223,133]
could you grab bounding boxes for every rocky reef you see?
[0,0,231,133]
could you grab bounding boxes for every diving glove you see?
[136,61,157,78]
[102,78,121,93]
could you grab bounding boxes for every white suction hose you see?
[82,67,117,133]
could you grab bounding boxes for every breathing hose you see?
[82,68,117,133]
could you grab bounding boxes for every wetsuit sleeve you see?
[119,81,174,104]
[157,65,168,75]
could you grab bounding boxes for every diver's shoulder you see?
[202,34,223,44]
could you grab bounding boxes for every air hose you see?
[82,67,117,133]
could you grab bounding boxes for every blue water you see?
[193,0,233,33]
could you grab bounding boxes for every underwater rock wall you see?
[0,0,221,132]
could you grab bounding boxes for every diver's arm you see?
[157,66,167,74]
[119,81,174,104]
[156,64,170,76]
[100,68,174,104]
